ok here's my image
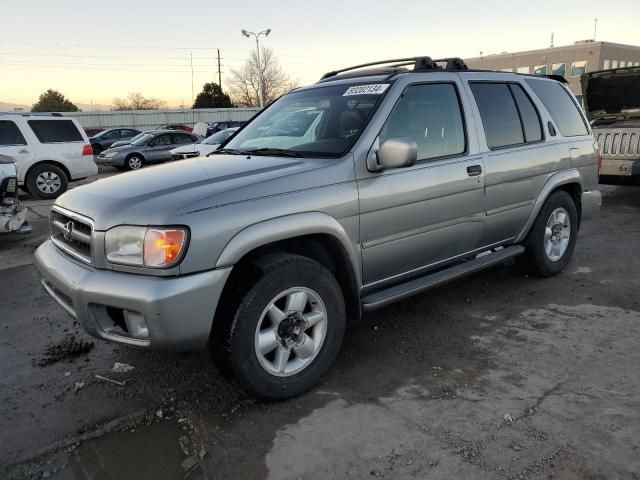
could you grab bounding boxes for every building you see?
[465,41,640,105]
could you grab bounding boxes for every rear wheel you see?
[524,190,578,277]
[212,254,346,401]
[26,163,69,200]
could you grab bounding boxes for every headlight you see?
[105,150,119,158]
[105,226,188,268]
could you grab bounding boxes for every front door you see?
[357,81,486,287]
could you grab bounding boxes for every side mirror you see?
[376,137,417,170]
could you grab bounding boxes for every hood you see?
[56,154,350,230]
[581,67,640,120]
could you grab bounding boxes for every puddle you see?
[44,421,202,480]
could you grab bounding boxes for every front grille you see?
[595,128,640,158]
[50,207,94,264]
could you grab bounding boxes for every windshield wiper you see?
[210,148,244,155]
[242,148,304,158]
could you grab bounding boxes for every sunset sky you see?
[2,0,639,108]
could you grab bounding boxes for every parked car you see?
[206,121,245,137]
[96,130,201,170]
[171,127,239,160]
[90,128,141,154]
[0,154,31,234]
[109,131,148,149]
[84,127,105,138]
[581,66,640,184]
[35,56,601,401]
[156,123,193,133]
[0,113,97,199]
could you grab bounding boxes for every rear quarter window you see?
[27,119,83,143]
[525,79,588,137]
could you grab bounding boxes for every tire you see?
[124,154,144,171]
[524,190,579,277]
[26,163,69,200]
[213,254,346,401]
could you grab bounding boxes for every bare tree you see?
[229,47,297,107]
[112,92,167,111]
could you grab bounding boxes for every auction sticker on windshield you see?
[343,84,389,96]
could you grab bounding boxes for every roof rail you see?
[320,57,468,80]
[0,112,64,117]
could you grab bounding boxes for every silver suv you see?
[35,57,602,400]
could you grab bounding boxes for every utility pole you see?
[593,18,598,41]
[550,32,555,48]
[217,48,222,88]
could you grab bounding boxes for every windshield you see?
[203,128,238,145]
[222,83,388,157]
[126,133,146,143]
[131,133,155,146]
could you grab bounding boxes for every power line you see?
[0,62,215,73]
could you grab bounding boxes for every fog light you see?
[123,310,149,339]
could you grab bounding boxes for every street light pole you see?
[241,28,271,108]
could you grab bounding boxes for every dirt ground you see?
[0,182,639,480]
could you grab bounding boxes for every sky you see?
[1,0,639,108]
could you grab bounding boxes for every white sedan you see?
[170,127,239,160]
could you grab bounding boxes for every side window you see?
[379,83,465,161]
[510,84,542,143]
[104,130,119,140]
[153,134,172,146]
[171,134,191,145]
[525,79,588,137]
[0,120,27,146]
[27,120,83,143]
[121,129,135,137]
[470,83,524,148]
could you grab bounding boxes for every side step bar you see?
[362,245,525,311]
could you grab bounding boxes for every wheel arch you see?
[516,170,583,243]
[212,214,362,335]
[24,160,71,186]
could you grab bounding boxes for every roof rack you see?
[320,57,468,80]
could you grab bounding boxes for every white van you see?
[0,113,98,199]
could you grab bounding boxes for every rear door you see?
[0,120,34,181]
[357,78,486,287]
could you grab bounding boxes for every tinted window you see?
[27,120,83,143]
[525,79,588,137]
[380,83,465,161]
[0,120,27,146]
[470,83,523,148]
[153,134,173,146]
[121,129,136,137]
[173,133,194,145]
[103,130,119,140]
[510,84,542,143]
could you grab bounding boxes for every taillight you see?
[597,149,602,175]
[82,144,93,156]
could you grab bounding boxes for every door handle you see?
[467,165,482,177]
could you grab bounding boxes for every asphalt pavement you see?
[1,182,639,480]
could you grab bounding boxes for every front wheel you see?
[124,154,144,171]
[26,163,69,200]
[524,190,579,277]
[213,254,346,401]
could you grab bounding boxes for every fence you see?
[62,108,261,130]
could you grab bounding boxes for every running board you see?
[362,245,525,311]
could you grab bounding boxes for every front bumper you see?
[581,189,602,220]
[34,240,231,351]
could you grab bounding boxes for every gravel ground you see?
[0,183,639,480]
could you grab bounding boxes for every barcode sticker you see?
[343,84,390,96]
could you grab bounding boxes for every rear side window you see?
[0,120,27,146]
[380,83,466,161]
[510,84,542,143]
[470,83,524,148]
[525,79,588,137]
[27,120,83,143]
[172,133,194,144]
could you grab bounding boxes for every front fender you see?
[215,211,361,286]
[515,169,583,243]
